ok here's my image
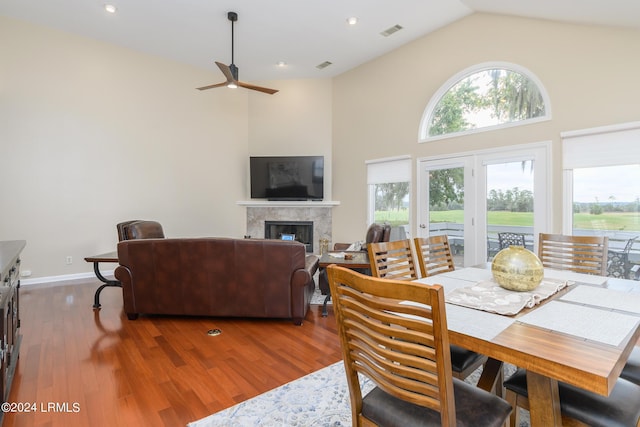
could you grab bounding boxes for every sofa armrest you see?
[305,254,319,276]
[114,264,139,320]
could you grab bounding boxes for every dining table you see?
[414,264,640,427]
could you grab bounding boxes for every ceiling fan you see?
[197,12,278,95]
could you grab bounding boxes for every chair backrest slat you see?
[414,235,455,278]
[538,233,608,276]
[367,239,418,280]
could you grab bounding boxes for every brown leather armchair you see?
[116,220,165,241]
[333,222,391,251]
[319,223,391,296]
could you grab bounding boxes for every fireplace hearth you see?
[265,221,313,252]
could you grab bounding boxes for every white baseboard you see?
[20,270,114,286]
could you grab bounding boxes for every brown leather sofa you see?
[114,237,319,325]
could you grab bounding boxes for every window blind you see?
[366,156,411,184]
[562,122,640,169]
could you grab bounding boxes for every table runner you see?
[445,278,570,315]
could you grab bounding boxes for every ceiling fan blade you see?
[196,82,228,91]
[237,81,279,95]
[215,61,236,83]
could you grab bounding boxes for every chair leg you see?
[505,390,519,427]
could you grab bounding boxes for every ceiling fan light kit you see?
[197,11,278,95]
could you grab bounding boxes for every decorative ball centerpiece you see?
[491,245,544,292]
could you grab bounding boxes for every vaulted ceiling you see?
[1,0,638,82]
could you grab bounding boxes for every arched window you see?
[419,62,551,142]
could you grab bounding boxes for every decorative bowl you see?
[491,245,543,292]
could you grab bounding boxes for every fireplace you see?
[265,221,314,252]
[244,202,335,255]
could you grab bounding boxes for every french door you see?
[417,143,550,267]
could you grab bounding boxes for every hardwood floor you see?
[3,279,341,427]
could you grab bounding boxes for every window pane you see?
[428,168,464,269]
[486,161,535,260]
[573,164,640,279]
[428,69,545,137]
[373,182,410,240]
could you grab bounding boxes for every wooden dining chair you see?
[327,265,512,427]
[621,346,640,386]
[414,235,456,277]
[503,368,640,427]
[367,239,419,280]
[538,233,609,275]
[413,235,488,382]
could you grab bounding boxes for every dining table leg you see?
[526,370,562,426]
[476,357,504,397]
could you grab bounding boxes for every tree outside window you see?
[424,65,548,139]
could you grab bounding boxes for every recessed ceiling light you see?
[347,17,358,26]
[276,61,287,67]
[104,4,117,14]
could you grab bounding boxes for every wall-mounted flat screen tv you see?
[250,156,324,201]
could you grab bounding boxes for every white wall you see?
[0,16,335,281]
[0,16,249,279]
[331,13,640,245]
[247,78,333,200]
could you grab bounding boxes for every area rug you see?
[310,287,330,306]
[188,361,371,427]
[188,361,530,427]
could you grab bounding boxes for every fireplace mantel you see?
[237,200,340,208]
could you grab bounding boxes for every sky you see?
[487,162,640,203]
[573,165,640,203]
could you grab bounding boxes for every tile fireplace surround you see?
[240,201,338,254]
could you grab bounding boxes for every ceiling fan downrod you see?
[228,11,238,80]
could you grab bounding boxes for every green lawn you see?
[377,209,640,231]
[429,210,534,226]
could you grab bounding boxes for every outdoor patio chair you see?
[327,265,512,427]
[498,232,526,250]
[607,236,638,279]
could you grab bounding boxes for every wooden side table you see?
[318,251,370,316]
[84,251,120,309]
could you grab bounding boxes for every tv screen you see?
[250,156,324,201]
